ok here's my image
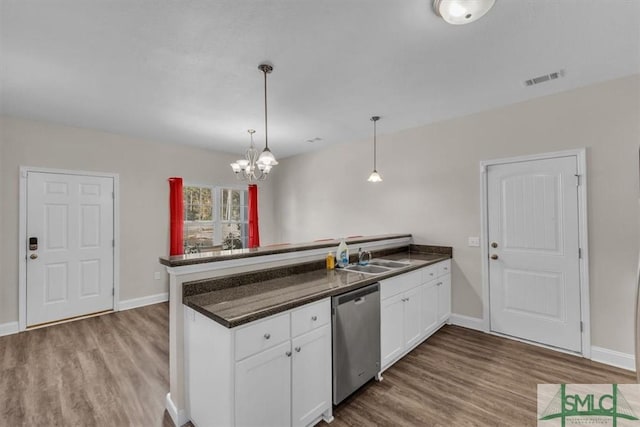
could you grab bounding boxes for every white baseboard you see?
[591,346,635,372]
[119,292,168,311]
[449,313,484,331]
[0,321,19,337]
[166,392,188,427]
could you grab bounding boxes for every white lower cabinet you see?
[292,324,332,427]
[421,280,439,335]
[236,341,292,427]
[436,272,452,324]
[381,293,405,367]
[380,259,452,372]
[185,298,333,427]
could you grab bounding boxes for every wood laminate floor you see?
[0,305,635,426]
[326,326,635,427]
[0,303,173,427]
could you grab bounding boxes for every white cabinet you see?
[292,324,332,427]
[236,341,292,427]
[381,293,405,367]
[380,259,452,373]
[436,271,451,324]
[185,298,333,427]
[403,286,422,349]
[420,280,438,337]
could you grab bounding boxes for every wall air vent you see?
[524,70,564,87]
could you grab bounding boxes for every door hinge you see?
[112,239,115,247]
[580,321,583,332]
[578,248,582,259]
[112,288,115,296]
[574,174,581,186]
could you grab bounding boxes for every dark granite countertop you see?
[159,233,411,267]
[183,248,451,328]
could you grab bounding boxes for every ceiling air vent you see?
[524,70,564,87]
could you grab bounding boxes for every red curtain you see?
[168,177,184,256]
[248,184,260,248]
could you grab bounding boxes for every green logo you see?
[539,384,639,427]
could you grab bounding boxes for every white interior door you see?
[488,156,582,352]
[26,171,114,326]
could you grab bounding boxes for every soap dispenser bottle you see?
[336,239,349,268]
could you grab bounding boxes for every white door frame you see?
[18,166,121,331]
[479,148,590,357]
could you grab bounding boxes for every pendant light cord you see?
[263,67,269,150]
[373,119,377,170]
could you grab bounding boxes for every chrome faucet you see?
[358,249,372,266]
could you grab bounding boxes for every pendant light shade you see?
[433,0,496,25]
[257,63,278,169]
[367,116,382,183]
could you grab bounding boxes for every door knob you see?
[490,254,499,260]
[491,242,498,248]
[30,254,38,260]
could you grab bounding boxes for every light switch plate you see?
[468,237,480,247]
[154,271,162,280]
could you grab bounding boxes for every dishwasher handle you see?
[333,283,379,307]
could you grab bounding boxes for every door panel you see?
[292,324,331,427]
[437,274,451,324]
[488,156,581,352]
[403,286,422,349]
[381,293,404,369]
[235,341,291,427]
[421,281,438,337]
[27,172,114,326]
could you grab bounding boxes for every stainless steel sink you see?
[369,259,411,269]
[341,264,391,275]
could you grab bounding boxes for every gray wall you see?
[0,117,277,324]
[272,74,640,355]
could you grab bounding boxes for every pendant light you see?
[433,0,496,25]
[230,63,278,181]
[256,63,278,169]
[367,116,382,183]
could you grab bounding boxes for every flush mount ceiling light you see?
[433,0,496,25]
[367,116,382,183]
[230,63,278,181]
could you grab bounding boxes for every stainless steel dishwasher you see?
[332,282,381,405]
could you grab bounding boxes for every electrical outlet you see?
[154,272,162,280]
[468,237,480,247]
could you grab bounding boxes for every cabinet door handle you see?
[311,316,317,321]
[437,282,443,286]
[286,351,292,357]
[264,333,271,340]
[295,346,301,353]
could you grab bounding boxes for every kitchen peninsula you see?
[159,234,452,427]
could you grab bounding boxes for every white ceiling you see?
[1,1,639,158]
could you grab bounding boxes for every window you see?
[183,185,248,253]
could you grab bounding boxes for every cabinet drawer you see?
[421,265,438,283]
[235,313,290,361]
[291,298,330,337]
[381,270,421,300]
[437,260,451,277]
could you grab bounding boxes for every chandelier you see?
[230,63,278,181]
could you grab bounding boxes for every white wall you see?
[0,117,277,324]
[273,74,640,355]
